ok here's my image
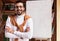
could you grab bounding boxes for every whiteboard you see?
[26,0,52,38]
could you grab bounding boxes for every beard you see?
[15,10,24,15]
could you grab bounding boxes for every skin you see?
[15,2,25,15]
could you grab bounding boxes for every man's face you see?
[15,2,25,15]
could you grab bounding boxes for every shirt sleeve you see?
[14,18,33,39]
[5,32,19,38]
[5,16,19,38]
[5,16,11,28]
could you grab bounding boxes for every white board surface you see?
[26,0,52,38]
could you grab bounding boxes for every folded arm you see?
[13,18,33,39]
[5,17,33,39]
[5,17,19,38]
[5,31,19,38]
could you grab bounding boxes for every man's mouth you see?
[17,10,22,11]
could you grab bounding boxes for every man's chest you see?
[11,17,27,31]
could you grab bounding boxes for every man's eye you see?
[15,6,18,8]
[15,6,23,8]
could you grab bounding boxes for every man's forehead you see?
[15,2,24,6]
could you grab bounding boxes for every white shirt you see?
[5,14,33,41]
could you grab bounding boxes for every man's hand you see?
[25,27,30,32]
[5,26,14,34]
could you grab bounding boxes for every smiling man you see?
[5,0,33,41]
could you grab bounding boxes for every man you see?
[5,1,33,41]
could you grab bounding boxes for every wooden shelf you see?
[2,10,15,15]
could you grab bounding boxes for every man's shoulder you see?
[24,14,31,20]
